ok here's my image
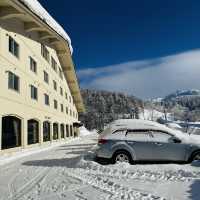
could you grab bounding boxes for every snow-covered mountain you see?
[155,89,200,122]
[165,89,200,100]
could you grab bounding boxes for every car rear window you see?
[100,127,111,136]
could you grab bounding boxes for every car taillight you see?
[98,138,107,144]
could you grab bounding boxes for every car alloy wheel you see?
[115,153,130,163]
[193,152,200,161]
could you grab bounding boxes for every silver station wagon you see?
[95,119,200,163]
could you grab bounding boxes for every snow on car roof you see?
[105,119,200,144]
[19,0,73,54]
[110,119,177,133]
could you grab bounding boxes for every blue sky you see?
[39,0,200,98]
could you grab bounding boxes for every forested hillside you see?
[79,89,144,130]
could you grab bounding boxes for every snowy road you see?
[0,135,200,200]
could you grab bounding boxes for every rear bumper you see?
[95,145,113,159]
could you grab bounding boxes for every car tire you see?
[189,151,200,163]
[188,151,200,163]
[112,150,132,164]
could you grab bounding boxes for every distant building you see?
[0,0,84,152]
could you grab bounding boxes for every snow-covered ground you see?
[0,134,200,200]
[139,109,170,121]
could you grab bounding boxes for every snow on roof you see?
[19,0,73,54]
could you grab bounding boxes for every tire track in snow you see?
[7,166,42,199]
[8,168,50,200]
[19,167,88,200]
[64,168,165,200]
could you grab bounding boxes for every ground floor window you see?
[74,127,78,137]
[66,124,69,137]
[53,123,59,140]
[70,125,73,137]
[60,124,64,138]
[28,119,39,145]
[43,121,50,142]
[2,116,21,149]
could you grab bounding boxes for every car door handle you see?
[155,142,163,146]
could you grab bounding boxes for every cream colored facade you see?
[0,0,84,153]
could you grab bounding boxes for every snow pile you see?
[79,126,96,136]
[79,126,91,136]
[70,155,200,200]
[19,0,73,53]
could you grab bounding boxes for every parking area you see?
[0,135,199,200]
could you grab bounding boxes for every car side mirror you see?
[169,137,181,143]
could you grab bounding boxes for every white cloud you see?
[77,49,200,99]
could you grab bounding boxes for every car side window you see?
[110,129,127,140]
[151,130,172,143]
[126,130,149,142]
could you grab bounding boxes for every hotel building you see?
[0,0,85,152]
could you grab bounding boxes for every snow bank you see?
[79,127,97,136]
[72,155,200,200]
[19,0,73,54]
[79,126,91,136]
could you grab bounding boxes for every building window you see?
[9,36,19,58]
[28,119,39,145]
[70,109,72,116]
[59,68,63,80]
[69,96,71,103]
[53,80,57,91]
[60,124,65,138]
[8,72,20,92]
[54,99,58,109]
[30,57,37,73]
[41,44,49,62]
[65,92,68,100]
[2,116,21,149]
[53,123,58,140]
[66,107,68,114]
[43,121,51,142]
[66,124,69,137]
[61,104,64,112]
[44,93,49,106]
[30,85,38,100]
[51,57,57,72]
[60,87,63,96]
[44,71,49,84]
[70,125,73,137]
